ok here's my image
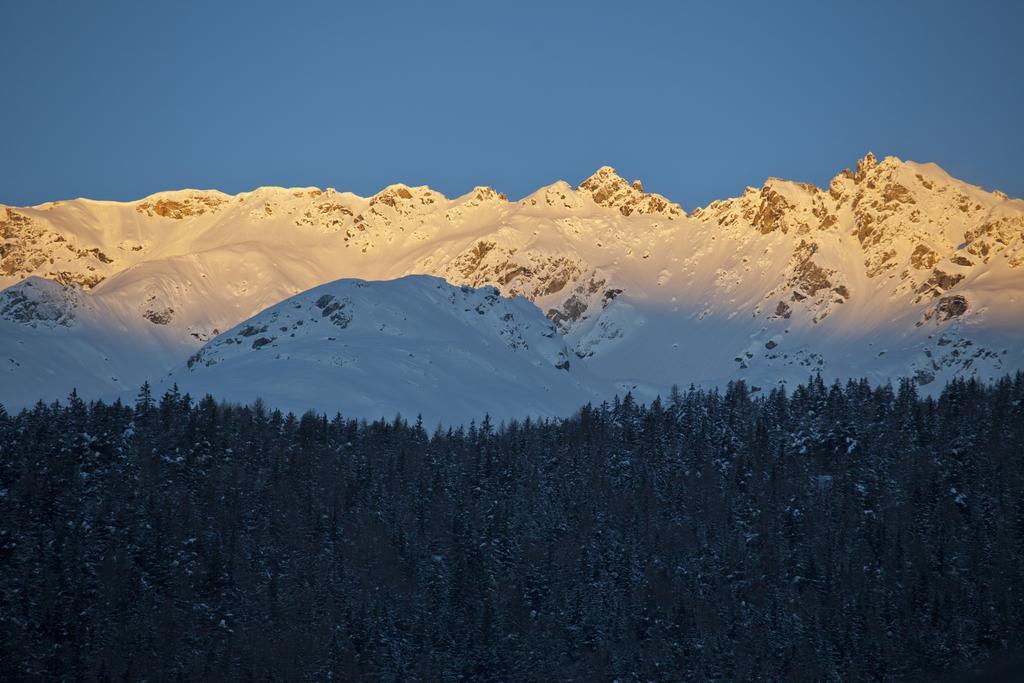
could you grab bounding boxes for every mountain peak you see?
[580,165,623,185]
[855,151,879,181]
[3,156,1023,416]
[469,186,508,202]
[171,275,585,424]
[370,183,447,212]
[135,190,231,219]
[577,166,684,218]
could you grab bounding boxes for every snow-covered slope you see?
[1,154,1022,418]
[0,276,192,403]
[158,275,593,425]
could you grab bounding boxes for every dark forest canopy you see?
[1,374,1023,680]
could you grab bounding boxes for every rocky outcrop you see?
[136,193,227,218]
[139,292,177,325]
[751,184,796,234]
[937,295,968,320]
[430,241,598,327]
[964,215,1024,266]
[142,307,174,325]
[577,166,683,218]
[915,269,965,301]
[314,293,353,328]
[1,208,111,288]
[0,277,79,327]
[910,244,940,270]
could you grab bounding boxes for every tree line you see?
[1,374,1023,680]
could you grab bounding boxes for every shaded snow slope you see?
[158,276,595,425]
[1,155,1022,416]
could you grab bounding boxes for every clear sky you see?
[1,0,1021,209]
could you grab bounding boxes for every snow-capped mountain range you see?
[2,153,1022,423]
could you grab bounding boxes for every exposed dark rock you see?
[548,295,588,328]
[910,244,939,270]
[143,308,174,325]
[917,269,965,298]
[882,183,915,204]
[914,368,936,385]
[239,324,267,337]
[937,295,968,320]
[136,195,226,219]
[752,186,795,234]
[0,281,77,327]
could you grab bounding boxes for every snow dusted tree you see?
[1,374,1023,679]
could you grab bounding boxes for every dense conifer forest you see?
[1,375,1023,680]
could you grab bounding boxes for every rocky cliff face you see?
[0,207,115,288]
[691,153,1023,326]
[0,277,82,328]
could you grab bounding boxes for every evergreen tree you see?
[0,375,1022,680]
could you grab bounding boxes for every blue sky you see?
[1,0,1021,208]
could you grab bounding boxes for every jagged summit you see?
[855,151,879,180]
[454,186,509,204]
[578,165,623,185]
[2,154,1021,416]
[577,165,684,218]
[370,183,446,209]
[8,154,1017,222]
